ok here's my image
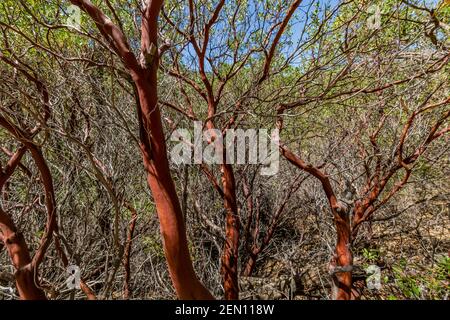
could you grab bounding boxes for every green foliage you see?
[391,256,450,299]
[142,235,165,258]
[362,248,380,264]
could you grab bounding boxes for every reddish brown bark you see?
[137,82,213,298]
[202,120,239,299]
[167,0,301,288]
[69,0,213,299]
[0,120,54,300]
[137,2,213,300]
[1,116,97,300]
[220,163,240,300]
[163,0,305,299]
[203,116,239,298]
[240,176,261,277]
[330,213,353,300]
[0,146,27,188]
[279,145,353,299]
[0,207,46,300]
[260,0,304,83]
[185,2,241,297]
[276,95,450,300]
[0,53,57,298]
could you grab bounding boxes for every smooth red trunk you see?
[220,163,240,300]
[279,145,353,299]
[68,0,213,299]
[331,214,353,300]
[0,208,46,300]
[134,74,213,299]
[15,266,47,300]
